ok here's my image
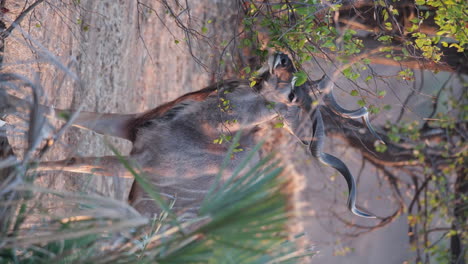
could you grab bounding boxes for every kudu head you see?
[257,52,313,110]
[257,53,376,218]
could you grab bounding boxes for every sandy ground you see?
[3,1,459,263]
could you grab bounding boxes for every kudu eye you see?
[278,54,290,67]
[274,53,290,70]
[280,57,288,66]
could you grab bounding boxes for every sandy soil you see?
[5,0,457,263]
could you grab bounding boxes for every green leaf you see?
[374,141,387,152]
[350,90,359,96]
[274,122,284,128]
[265,101,276,109]
[57,111,71,121]
[382,9,389,21]
[343,67,360,80]
[378,35,392,42]
[384,22,392,30]
[357,99,366,107]
[293,71,307,86]
[242,38,252,47]
[402,47,409,56]
[368,104,381,114]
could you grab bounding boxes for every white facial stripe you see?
[291,76,297,87]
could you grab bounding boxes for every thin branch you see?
[0,0,44,39]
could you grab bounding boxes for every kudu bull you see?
[3,53,382,218]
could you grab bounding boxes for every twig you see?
[0,0,45,39]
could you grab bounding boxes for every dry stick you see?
[136,1,158,66]
[331,206,402,238]
[331,164,406,236]
[407,175,424,216]
[331,169,404,235]
[160,0,210,70]
[424,72,454,125]
[0,0,44,39]
[35,101,86,159]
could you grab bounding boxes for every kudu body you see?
[3,53,381,218]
